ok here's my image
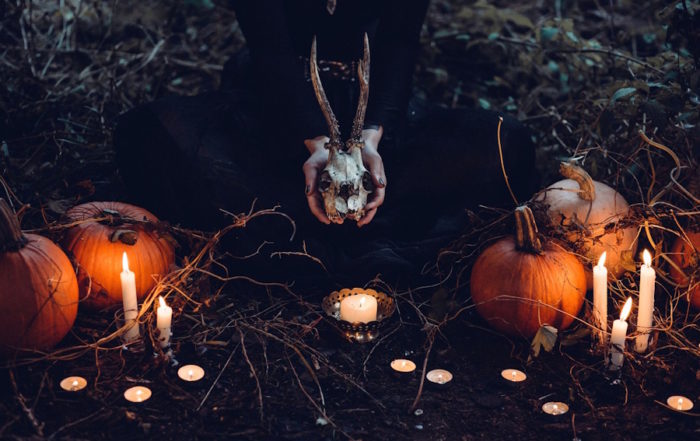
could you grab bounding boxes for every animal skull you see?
[310,34,374,223]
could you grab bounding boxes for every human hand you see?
[357,127,386,227]
[302,136,331,224]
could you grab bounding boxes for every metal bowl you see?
[322,287,395,343]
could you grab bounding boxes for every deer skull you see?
[310,34,373,223]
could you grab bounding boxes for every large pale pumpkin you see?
[62,202,175,310]
[669,232,699,309]
[0,199,78,355]
[470,205,587,338]
[535,162,637,288]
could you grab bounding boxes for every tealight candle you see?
[501,369,526,383]
[178,364,205,382]
[609,297,633,370]
[542,401,569,415]
[124,386,152,403]
[390,359,416,373]
[426,369,453,385]
[120,252,140,342]
[667,395,693,412]
[339,294,377,324]
[156,296,172,348]
[60,376,87,392]
[635,250,656,353]
[592,252,608,344]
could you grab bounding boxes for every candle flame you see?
[359,296,365,307]
[122,252,130,272]
[159,296,167,309]
[642,249,652,266]
[188,369,193,379]
[678,397,683,410]
[620,297,633,321]
[72,380,78,386]
[597,251,607,268]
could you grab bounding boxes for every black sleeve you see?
[365,0,429,130]
[233,0,327,140]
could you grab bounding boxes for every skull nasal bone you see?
[339,182,354,199]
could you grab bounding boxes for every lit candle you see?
[501,369,527,382]
[609,297,633,370]
[667,395,694,412]
[120,252,140,342]
[635,250,656,353]
[124,386,151,403]
[542,401,569,415]
[390,359,416,373]
[178,364,205,382]
[592,252,608,344]
[60,376,87,392]
[339,294,377,324]
[426,369,453,385]
[156,296,172,348]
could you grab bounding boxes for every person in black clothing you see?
[114,0,537,280]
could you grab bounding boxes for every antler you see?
[349,33,370,146]
[310,36,342,150]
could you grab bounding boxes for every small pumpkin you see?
[62,202,175,310]
[535,162,637,287]
[470,205,587,338]
[669,232,700,309]
[0,199,78,355]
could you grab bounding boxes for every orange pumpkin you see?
[535,162,637,288]
[0,199,78,355]
[470,205,587,338]
[669,232,699,309]
[62,202,175,310]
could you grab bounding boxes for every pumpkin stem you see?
[559,161,596,202]
[514,205,542,254]
[0,199,28,250]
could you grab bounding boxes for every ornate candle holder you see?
[322,288,395,343]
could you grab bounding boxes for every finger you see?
[364,186,385,211]
[364,155,386,188]
[357,207,377,227]
[303,163,318,194]
[307,193,331,224]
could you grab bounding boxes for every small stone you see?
[415,424,423,430]
[414,409,423,416]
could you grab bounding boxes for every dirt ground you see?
[1,1,698,440]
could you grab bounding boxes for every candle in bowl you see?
[635,249,656,353]
[124,386,152,403]
[178,365,205,382]
[120,252,140,342]
[501,369,527,383]
[542,401,569,415]
[609,297,633,370]
[426,369,453,385]
[592,251,608,344]
[156,296,172,348]
[60,376,87,392]
[667,395,693,412]
[339,294,377,324]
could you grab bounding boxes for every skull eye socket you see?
[362,171,374,191]
[319,171,332,192]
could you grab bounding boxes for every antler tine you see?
[349,33,370,144]
[310,36,341,148]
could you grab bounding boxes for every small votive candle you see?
[501,369,527,383]
[60,376,87,392]
[339,294,378,324]
[178,364,205,382]
[667,395,693,412]
[124,386,152,403]
[391,359,416,373]
[426,369,453,385]
[156,296,172,348]
[542,401,569,415]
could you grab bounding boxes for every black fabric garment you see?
[231,0,429,141]
[114,1,538,283]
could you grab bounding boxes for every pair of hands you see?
[302,127,386,227]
